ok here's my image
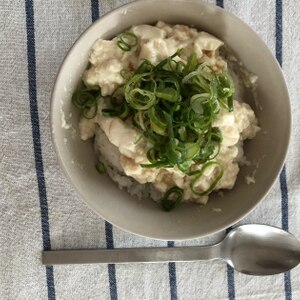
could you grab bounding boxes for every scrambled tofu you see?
[78,22,259,204]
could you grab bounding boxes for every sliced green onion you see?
[211,127,223,143]
[227,95,234,112]
[140,160,170,168]
[148,106,167,136]
[117,32,138,52]
[190,93,210,114]
[182,70,200,84]
[124,72,157,110]
[216,72,234,111]
[95,161,106,174]
[208,142,221,160]
[156,87,179,102]
[102,102,130,120]
[102,108,119,117]
[161,186,184,211]
[72,91,93,109]
[136,60,153,74]
[163,111,174,139]
[176,61,185,73]
[120,69,134,80]
[110,85,125,106]
[177,161,193,173]
[183,143,200,161]
[133,110,147,131]
[118,103,130,119]
[164,144,179,165]
[127,88,156,110]
[71,85,101,119]
[154,48,184,70]
[83,102,98,119]
[183,52,198,76]
[190,161,224,196]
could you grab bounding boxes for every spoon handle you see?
[43,245,221,265]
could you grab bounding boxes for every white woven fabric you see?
[0,0,299,299]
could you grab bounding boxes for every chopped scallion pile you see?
[72,46,235,211]
[114,49,234,174]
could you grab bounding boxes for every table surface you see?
[1,0,299,299]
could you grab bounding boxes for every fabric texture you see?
[0,0,299,299]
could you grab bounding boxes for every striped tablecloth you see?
[1,0,299,299]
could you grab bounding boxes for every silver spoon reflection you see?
[43,224,300,275]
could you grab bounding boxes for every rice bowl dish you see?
[51,0,291,239]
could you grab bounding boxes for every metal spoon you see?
[43,224,300,275]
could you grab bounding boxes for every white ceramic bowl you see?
[51,0,291,240]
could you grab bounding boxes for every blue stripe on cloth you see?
[225,228,235,300]
[105,222,118,300]
[275,0,283,66]
[24,0,56,299]
[216,0,224,8]
[280,167,292,300]
[275,0,292,298]
[90,2,118,299]
[91,0,99,21]
[280,167,289,231]
[167,241,178,300]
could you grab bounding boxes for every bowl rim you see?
[50,0,291,240]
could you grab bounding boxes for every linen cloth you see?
[0,0,299,299]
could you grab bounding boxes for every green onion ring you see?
[161,186,184,212]
[117,32,138,52]
[95,161,106,174]
[190,161,224,196]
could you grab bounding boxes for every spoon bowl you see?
[221,224,300,275]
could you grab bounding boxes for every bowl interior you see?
[51,0,290,240]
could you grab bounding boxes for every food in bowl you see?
[72,21,260,211]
